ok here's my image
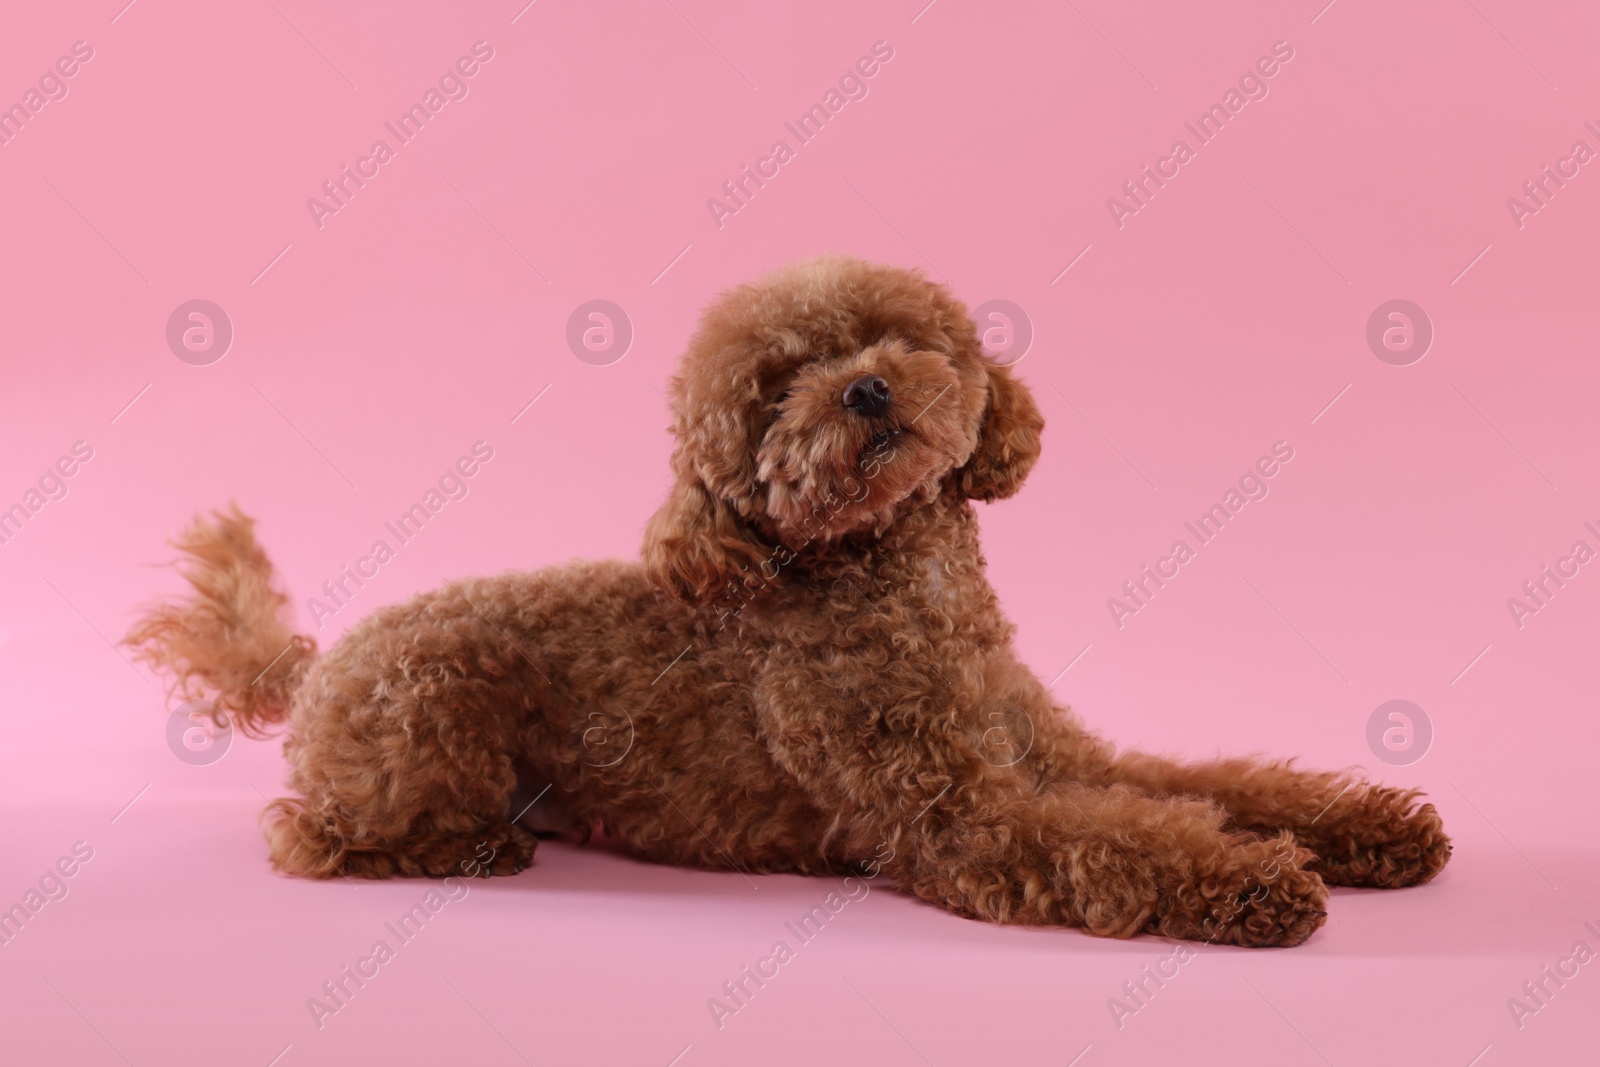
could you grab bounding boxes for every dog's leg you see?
[1102,753,1451,889]
[914,785,1328,946]
[265,797,537,880]
[883,780,1328,946]
[758,691,1327,945]
[262,590,543,880]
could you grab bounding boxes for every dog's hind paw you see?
[465,823,538,878]
[369,822,538,879]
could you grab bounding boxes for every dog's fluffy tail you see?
[126,504,315,737]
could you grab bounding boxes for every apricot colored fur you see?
[127,255,1449,945]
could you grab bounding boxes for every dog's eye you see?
[773,389,792,405]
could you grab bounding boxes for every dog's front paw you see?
[1302,788,1450,888]
[1155,834,1329,948]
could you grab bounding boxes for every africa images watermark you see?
[704,824,903,1031]
[1506,120,1600,230]
[306,41,496,229]
[1505,920,1600,1031]
[1107,440,1296,629]
[305,441,495,629]
[0,440,95,549]
[306,843,497,1030]
[706,40,896,230]
[1107,39,1296,229]
[1107,835,1298,1030]
[706,436,902,631]
[0,39,95,148]
[1504,519,1600,630]
[705,874,875,1030]
[0,841,95,949]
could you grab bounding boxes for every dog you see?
[127,255,1449,947]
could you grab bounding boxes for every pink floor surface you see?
[3,1,1598,1064]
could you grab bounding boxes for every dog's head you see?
[644,255,1043,602]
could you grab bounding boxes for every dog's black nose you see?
[842,375,891,417]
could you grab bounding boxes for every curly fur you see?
[126,503,315,738]
[126,255,1450,946]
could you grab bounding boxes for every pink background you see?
[3,0,1598,1063]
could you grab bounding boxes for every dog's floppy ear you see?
[956,360,1044,502]
[643,460,773,604]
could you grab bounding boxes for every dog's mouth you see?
[859,427,910,467]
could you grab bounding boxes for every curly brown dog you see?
[127,255,1449,947]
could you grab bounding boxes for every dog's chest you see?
[920,555,958,606]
